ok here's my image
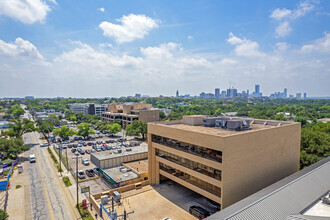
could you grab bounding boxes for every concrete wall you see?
[139,110,159,122]
[93,153,148,169]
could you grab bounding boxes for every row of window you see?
[156,149,222,180]
[152,135,222,163]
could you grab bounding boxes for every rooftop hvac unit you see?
[101,195,109,205]
[113,191,121,201]
[120,168,127,173]
[203,117,223,127]
[226,120,243,131]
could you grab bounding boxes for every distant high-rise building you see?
[215,88,220,99]
[135,94,141,98]
[255,85,260,94]
[25,96,34,99]
[176,90,179,97]
[247,89,249,96]
[296,93,302,99]
[221,91,226,98]
[303,93,307,99]
[289,95,294,98]
[284,88,287,98]
[227,88,238,98]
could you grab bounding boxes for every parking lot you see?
[53,133,146,181]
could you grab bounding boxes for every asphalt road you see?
[23,131,77,220]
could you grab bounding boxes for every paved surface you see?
[23,131,77,220]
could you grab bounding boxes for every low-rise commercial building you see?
[148,115,301,209]
[90,145,148,169]
[101,103,159,127]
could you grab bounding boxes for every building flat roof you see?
[91,145,148,161]
[154,116,298,137]
[207,157,330,220]
[123,160,148,174]
[103,166,139,183]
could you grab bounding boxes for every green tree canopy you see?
[77,123,95,139]
[39,120,54,137]
[0,209,9,220]
[53,125,76,141]
[3,119,36,138]
[126,120,147,140]
[47,114,60,126]
[105,123,121,134]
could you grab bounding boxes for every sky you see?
[0,0,329,98]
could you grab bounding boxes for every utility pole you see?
[72,156,82,208]
[59,147,62,177]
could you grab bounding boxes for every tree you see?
[3,119,36,138]
[53,125,76,141]
[0,138,29,159]
[105,123,121,134]
[159,111,166,120]
[9,105,25,119]
[47,114,60,126]
[69,115,77,122]
[39,120,54,138]
[77,123,95,139]
[0,209,9,220]
[126,120,147,140]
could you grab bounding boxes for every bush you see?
[62,176,72,187]
[0,209,9,220]
[16,185,21,189]
[77,203,93,220]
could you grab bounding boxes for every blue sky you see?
[0,0,329,97]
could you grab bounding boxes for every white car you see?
[81,159,90,166]
[29,154,36,163]
[77,170,86,179]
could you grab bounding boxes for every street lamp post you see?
[72,156,82,208]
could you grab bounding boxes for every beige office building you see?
[101,103,159,127]
[148,115,300,209]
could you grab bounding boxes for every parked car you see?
[189,206,210,219]
[97,141,101,145]
[106,145,111,150]
[93,167,99,175]
[105,140,111,143]
[96,147,101,152]
[91,149,96,153]
[87,142,93,146]
[101,146,106,151]
[77,170,86,179]
[85,169,95,177]
[83,142,87,146]
[74,151,79,156]
[68,144,73,148]
[85,149,91,154]
[81,159,90,166]
[73,144,78,148]
[71,148,77,153]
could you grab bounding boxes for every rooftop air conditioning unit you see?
[226,120,243,131]
[113,191,121,201]
[101,195,109,205]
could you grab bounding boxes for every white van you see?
[29,154,36,163]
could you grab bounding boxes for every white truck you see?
[29,154,36,163]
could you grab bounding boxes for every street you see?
[22,131,77,220]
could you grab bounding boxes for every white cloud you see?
[227,33,264,57]
[275,21,292,37]
[301,33,330,53]
[0,38,43,59]
[188,36,193,40]
[99,43,113,48]
[220,58,237,65]
[140,42,179,59]
[98,8,105,13]
[270,8,292,20]
[99,14,159,43]
[270,1,318,37]
[0,0,54,24]
[275,42,289,52]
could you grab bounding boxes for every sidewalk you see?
[49,145,94,218]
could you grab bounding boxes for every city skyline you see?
[0,0,330,97]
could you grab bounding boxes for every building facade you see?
[148,115,301,209]
[101,103,159,127]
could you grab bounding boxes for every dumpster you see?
[18,165,23,174]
